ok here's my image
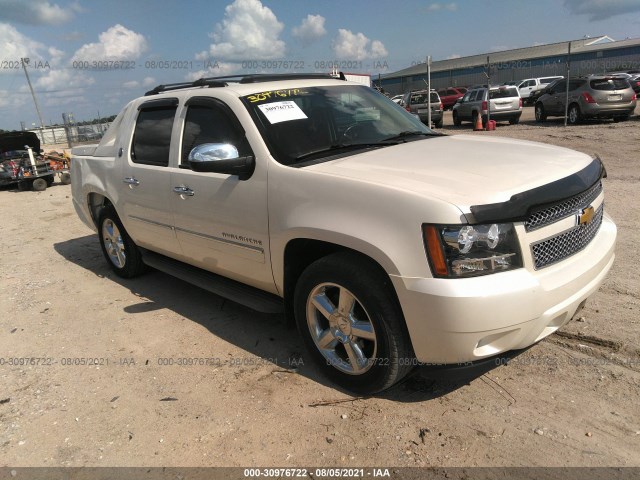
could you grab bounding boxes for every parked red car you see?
[437,87,467,110]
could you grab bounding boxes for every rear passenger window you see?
[569,80,584,91]
[131,101,177,167]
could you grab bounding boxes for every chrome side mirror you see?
[187,143,254,180]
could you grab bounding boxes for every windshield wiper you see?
[381,131,443,142]
[293,142,398,162]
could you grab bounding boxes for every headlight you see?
[422,223,522,278]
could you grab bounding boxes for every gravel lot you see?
[1,107,639,469]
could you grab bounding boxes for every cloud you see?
[0,0,77,25]
[29,69,95,92]
[0,23,47,67]
[446,54,461,59]
[292,14,326,46]
[48,46,65,67]
[199,0,285,61]
[61,31,85,42]
[71,24,148,62]
[426,2,458,12]
[564,0,640,20]
[121,77,154,90]
[332,29,388,61]
[185,62,241,81]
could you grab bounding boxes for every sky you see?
[0,0,639,130]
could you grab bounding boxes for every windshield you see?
[242,85,431,166]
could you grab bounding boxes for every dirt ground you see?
[1,107,639,470]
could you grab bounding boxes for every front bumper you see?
[390,214,616,364]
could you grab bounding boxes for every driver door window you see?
[181,101,251,167]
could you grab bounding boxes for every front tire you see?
[32,178,47,191]
[535,103,546,123]
[98,205,145,278]
[294,252,414,394]
[452,110,461,126]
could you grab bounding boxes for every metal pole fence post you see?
[564,42,571,127]
[427,56,432,128]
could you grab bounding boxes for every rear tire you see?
[294,252,414,394]
[434,118,443,128]
[60,172,71,185]
[32,178,47,191]
[97,205,146,278]
[567,104,581,125]
[509,116,520,125]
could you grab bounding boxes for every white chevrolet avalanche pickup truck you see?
[71,74,616,394]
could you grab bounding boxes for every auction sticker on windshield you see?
[257,101,308,124]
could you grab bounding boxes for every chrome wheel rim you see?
[535,106,542,120]
[569,107,578,123]
[102,219,126,268]
[306,283,377,375]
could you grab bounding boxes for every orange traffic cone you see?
[474,111,484,131]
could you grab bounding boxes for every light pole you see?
[21,58,46,145]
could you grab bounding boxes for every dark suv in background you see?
[402,90,444,128]
[535,75,636,124]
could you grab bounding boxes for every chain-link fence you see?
[28,122,112,147]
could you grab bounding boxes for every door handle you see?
[173,186,195,196]
[123,177,140,186]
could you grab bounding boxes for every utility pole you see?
[21,58,46,145]
[564,42,571,127]
[427,55,432,128]
[486,56,491,126]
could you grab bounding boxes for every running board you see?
[140,249,284,313]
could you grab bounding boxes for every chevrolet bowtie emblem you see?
[578,206,595,225]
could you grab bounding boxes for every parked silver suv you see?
[535,76,637,124]
[401,90,444,128]
[452,85,522,127]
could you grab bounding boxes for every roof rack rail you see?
[144,73,344,96]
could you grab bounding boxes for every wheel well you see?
[282,239,400,327]
[87,193,112,227]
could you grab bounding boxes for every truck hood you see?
[306,134,594,212]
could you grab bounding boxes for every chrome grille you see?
[524,182,603,231]
[531,204,604,269]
